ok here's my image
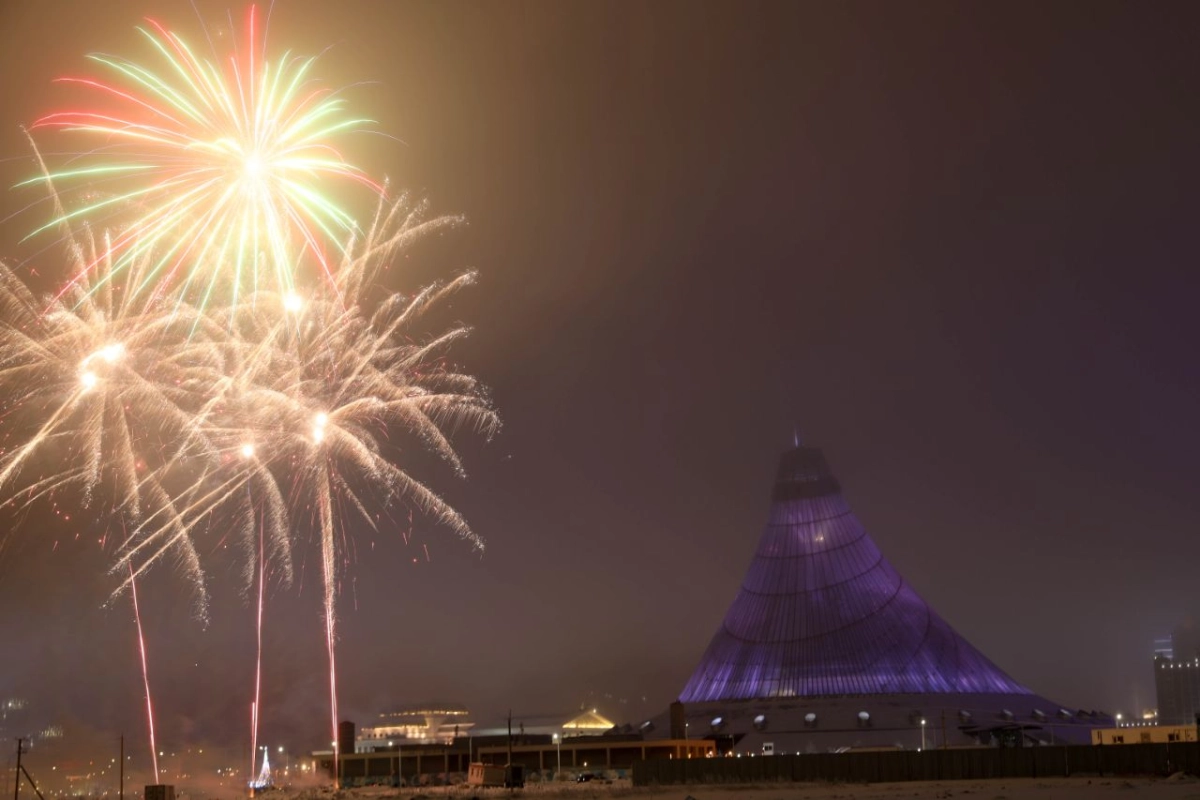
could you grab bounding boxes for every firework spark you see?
[23,4,383,307]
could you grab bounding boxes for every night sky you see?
[1,0,1199,773]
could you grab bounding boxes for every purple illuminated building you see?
[656,444,1109,751]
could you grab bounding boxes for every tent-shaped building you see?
[661,444,1108,752]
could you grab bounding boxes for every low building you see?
[356,702,474,750]
[318,735,712,784]
[1091,724,1197,745]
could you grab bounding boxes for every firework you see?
[76,193,496,782]
[177,194,497,769]
[0,224,221,613]
[23,5,383,307]
[10,7,496,787]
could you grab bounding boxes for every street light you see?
[553,733,561,779]
[920,718,927,751]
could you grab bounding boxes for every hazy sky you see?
[0,0,1198,775]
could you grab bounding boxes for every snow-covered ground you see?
[267,774,1200,800]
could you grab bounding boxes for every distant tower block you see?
[680,445,1032,702]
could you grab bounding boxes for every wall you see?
[632,743,1200,786]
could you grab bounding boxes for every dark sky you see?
[1,0,1199,774]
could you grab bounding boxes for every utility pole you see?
[506,710,514,788]
[12,740,44,800]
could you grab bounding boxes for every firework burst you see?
[0,225,219,614]
[22,4,383,307]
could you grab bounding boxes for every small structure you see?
[467,762,523,788]
[249,748,272,790]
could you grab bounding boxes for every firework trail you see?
[22,4,383,308]
[129,564,160,784]
[251,492,265,788]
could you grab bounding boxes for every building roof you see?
[679,445,1033,702]
[563,709,614,731]
[378,702,470,720]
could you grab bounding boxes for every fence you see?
[632,743,1200,786]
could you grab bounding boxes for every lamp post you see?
[553,733,561,779]
[920,719,926,751]
[278,747,288,780]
